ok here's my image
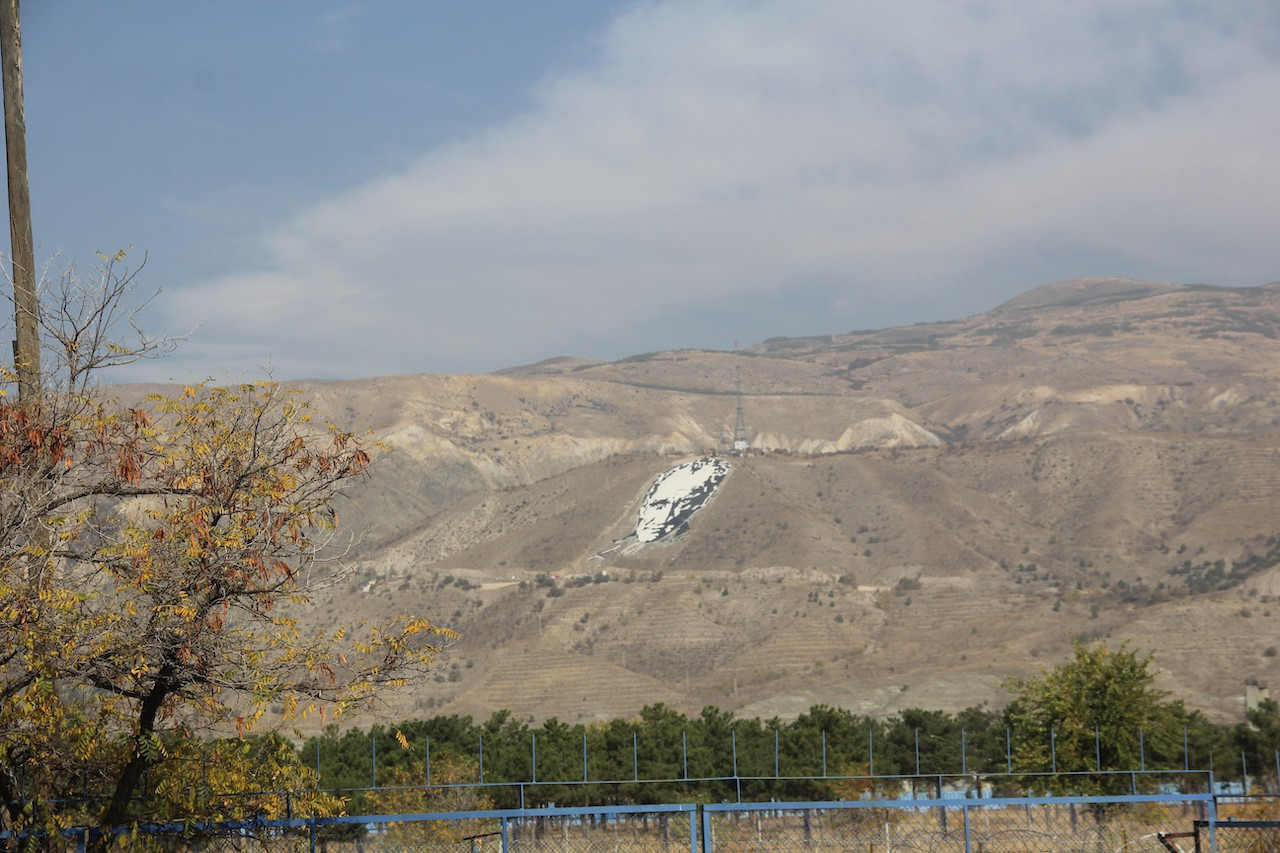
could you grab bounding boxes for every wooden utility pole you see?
[0,0,40,402]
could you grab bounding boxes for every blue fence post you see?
[733,729,741,803]
[1207,768,1219,852]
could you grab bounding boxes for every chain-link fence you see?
[1199,797,1280,853]
[1202,819,1280,853]
[22,804,698,852]
[703,794,1218,853]
[14,789,1280,851]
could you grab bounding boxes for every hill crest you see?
[275,278,1280,728]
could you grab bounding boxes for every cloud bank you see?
[162,0,1280,381]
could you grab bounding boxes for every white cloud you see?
[159,0,1280,381]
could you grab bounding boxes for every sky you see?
[7,0,1280,382]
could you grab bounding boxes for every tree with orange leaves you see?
[0,256,453,843]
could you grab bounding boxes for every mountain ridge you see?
[265,278,1280,728]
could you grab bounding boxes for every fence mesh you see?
[1201,821,1280,853]
[315,813,694,853]
[52,811,694,852]
[17,793,1280,851]
[705,800,1212,853]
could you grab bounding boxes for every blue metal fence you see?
[8,724,1280,851]
[18,788,1274,852]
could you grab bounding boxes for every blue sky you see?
[8,0,1280,382]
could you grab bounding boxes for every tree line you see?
[4,2,1268,842]
[307,643,1280,812]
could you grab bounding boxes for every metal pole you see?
[1206,772,1219,853]
[1140,729,1146,771]
[915,728,920,776]
[869,728,875,776]
[633,731,638,782]
[1006,728,1011,774]
[682,730,688,780]
[532,733,538,783]
[733,730,741,803]
[426,736,432,786]
[1184,727,1190,772]
[962,729,967,776]
[479,734,484,784]
[1096,727,1101,771]
[583,732,588,782]
[372,735,377,788]
[775,728,779,778]
[1051,727,1057,774]
[822,731,827,777]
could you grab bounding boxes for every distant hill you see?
[278,277,1280,728]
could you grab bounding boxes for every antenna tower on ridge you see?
[732,365,749,454]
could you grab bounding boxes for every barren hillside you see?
[283,278,1280,728]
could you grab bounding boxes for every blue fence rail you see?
[12,789,1275,852]
[703,791,1220,853]
[5,803,700,852]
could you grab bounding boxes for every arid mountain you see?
[285,278,1280,728]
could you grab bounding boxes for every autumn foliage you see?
[0,262,453,841]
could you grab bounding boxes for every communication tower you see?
[732,366,749,454]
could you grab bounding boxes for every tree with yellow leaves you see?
[0,256,453,844]
[368,757,497,847]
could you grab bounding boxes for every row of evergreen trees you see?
[300,645,1280,811]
